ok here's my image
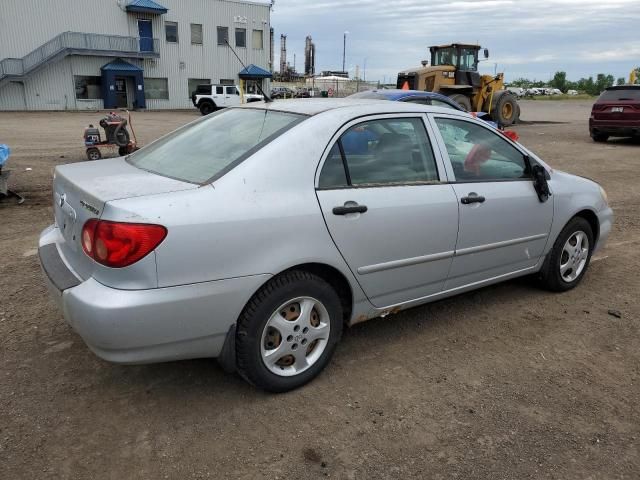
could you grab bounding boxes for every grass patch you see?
[522,94,595,101]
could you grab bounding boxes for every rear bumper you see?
[39,226,271,364]
[589,118,640,136]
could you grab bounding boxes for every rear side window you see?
[434,117,528,181]
[128,109,304,183]
[598,88,640,101]
[216,86,223,94]
[318,117,439,188]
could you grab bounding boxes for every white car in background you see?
[191,84,263,115]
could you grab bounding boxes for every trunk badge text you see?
[80,200,100,215]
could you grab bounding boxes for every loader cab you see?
[429,44,485,72]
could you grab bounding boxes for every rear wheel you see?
[199,101,216,115]
[86,148,101,161]
[236,271,343,392]
[539,217,594,292]
[492,93,519,126]
[448,93,472,111]
[591,132,609,142]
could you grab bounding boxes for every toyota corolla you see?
[39,100,612,392]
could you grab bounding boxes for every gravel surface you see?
[0,101,638,479]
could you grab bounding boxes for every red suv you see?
[590,85,640,142]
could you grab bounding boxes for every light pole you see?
[342,31,349,73]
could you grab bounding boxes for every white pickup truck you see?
[191,84,263,115]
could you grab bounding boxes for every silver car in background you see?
[39,100,613,392]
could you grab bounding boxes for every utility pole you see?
[342,31,349,73]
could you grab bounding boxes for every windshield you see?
[128,108,305,184]
[598,88,640,101]
[459,48,478,70]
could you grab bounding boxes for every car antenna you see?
[225,38,272,103]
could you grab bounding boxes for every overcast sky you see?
[270,0,640,83]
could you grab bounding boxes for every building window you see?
[217,26,229,45]
[235,28,246,48]
[145,78,169,100]
[188,78,210,98]
[191,24,203,45]
[74,76,102,99]
[165,22,178,43]
[252,29,263,49]
[219,78,235,85]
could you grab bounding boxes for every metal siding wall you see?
[0,0,131,59]
[0,82,27,110]
[139,0,271,109]
[0,0,271,110]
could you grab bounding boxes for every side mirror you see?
[530,161,551,202]
[484,48,489,59]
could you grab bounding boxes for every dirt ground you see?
[1,101,638,479]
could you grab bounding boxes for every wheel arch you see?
[573,209,600,244]
[274,263,354,324]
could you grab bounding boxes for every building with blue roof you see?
[0,0,272,110]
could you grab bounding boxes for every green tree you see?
[617,77,626,86]
[550,71,567,92]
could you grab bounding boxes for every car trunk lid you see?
[53,158,197,281]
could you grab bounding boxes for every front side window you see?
[459,48,478,71]
[165,22,178,43]
[235,28,246,48]
[318,117,439,188]
[217,26,228,45]
[434,117,528,181]
[128,109,304,184]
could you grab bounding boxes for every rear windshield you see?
[348,91,388,100]
[127,108,304,184]
[598,88,640,101]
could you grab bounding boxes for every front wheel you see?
[492,93,519,126]
[236,271,343,392]
[540,217,594,292]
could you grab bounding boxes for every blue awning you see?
[239,64,272,79]
[126,0,168,14]
[101,59,143,72]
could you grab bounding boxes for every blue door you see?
[138,20,153,52]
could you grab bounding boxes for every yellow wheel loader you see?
[397,43,520,126]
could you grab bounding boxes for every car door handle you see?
[460,193,486,205]
[332,204,368,215]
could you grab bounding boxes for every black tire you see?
[118,146,130,156]
[236,270,343,392]
[199,101,215,115]
[86,148,101,161]
[492,93,519,126]
[591,132,609,143]
[539,217,594,292]
[448,93,472,111]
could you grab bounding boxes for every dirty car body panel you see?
[39,99,612,366]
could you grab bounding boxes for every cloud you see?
[271,0,640,82]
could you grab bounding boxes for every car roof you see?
[605,85,640,91]
[240,98,472,117]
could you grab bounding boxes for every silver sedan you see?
[39,100,613,392]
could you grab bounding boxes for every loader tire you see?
[448,93,472,112]
[492,93,519,126]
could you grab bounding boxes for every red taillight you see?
[81,219,167,268]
